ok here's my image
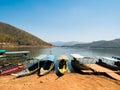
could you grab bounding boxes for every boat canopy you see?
[84,56,94,60]
[71,54,84,59]
[58,55,68,61]
[112,56,120,60]
[43,55,55,61]
[35,54,47,60]
[71,54,94,60]
[5,51,29,54]
[102,57,119,62]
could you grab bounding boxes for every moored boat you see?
[0,50,6,54]
[112,56,120,60]
[112,56,120,68]
[4,51,30,60]
[71,54,93,73]
[0,63,24,76]
[37,55,55,76]
[11,54,46,78]
[0,50,6,58]
[96,57,120,71]
[56,55,68,76]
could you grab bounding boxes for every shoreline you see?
[0,72,120,90]
[0,45,53,48]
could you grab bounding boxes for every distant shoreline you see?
[61,46,120,49]
[0,45,53,48]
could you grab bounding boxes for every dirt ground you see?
[0,71,120,90]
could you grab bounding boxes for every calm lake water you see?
[1,47,120,71]
[2,47,120,58]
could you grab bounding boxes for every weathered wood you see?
[86,64,120,80]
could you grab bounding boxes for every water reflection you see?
[1,47,120,58]
[1,47,120,62]
[1,47,120,72]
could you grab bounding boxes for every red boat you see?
[0,50,30,76]
[0,64,24,76]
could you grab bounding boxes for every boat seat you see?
[59,59,67,69]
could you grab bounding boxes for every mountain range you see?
[73,39,120,48]
[1,22,120,48]
[50,41,82,46]
[51,39,120,48]
[0,22,52,47]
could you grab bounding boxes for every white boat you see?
[96,56,120,71]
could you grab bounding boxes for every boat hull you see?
[12,61,45,78]
[0,64,24,76]
[96,60,120,71]
[71,60,90,73]
[38,60,54,76]
[56,59,68,77]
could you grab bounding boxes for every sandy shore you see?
[0,71,120,90]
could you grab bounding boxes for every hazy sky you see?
[0,0,120,42]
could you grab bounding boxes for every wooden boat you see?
[96,57,120,71]
[71,54,93,73]
[4,51,30,60]
[0,50,29,75]
[112,56,120,67]
[5,51,29,54]
[37,55,55,76]
[112,56,120,60]
[11,55,46,78]
[0,63,24,76]
[12,61,45,78]
[56,55,68,76]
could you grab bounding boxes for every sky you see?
[0,0,120,42]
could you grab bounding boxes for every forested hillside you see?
[0,22,52,47]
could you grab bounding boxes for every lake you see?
[1,47,120,63]
[1,47,120,71]
[1,46,120,58]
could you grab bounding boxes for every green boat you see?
[0,50,6,58]
[0,50,6,54]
